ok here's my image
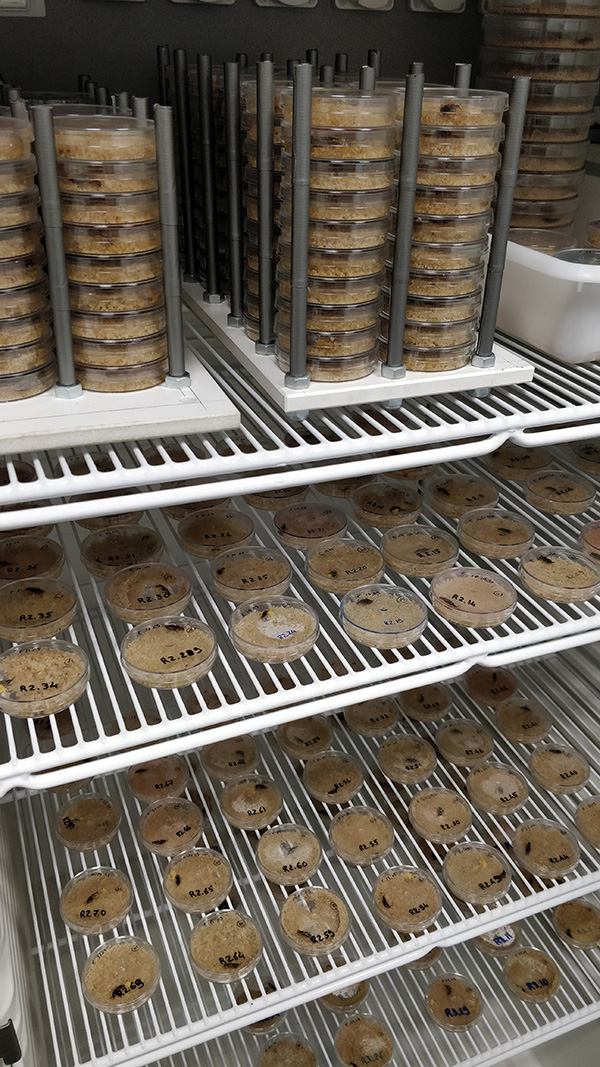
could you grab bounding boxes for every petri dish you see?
[82,936,160,1015]
[427,474,498,518]
[257,823,322,886]
[373,865,443,933]
[0,577,76,640]
[406,946,442,970]
[320,979,369,1014]
[121,616,217,689]
[335,1014,395,1067]
[306,538,384,595]
[329,805,394,866]
[60,866,133,935]
[513,819,580,879]
[280,886,351,957]
[163,847,233,913]
[442,841,512,904]
[220,774,283,831]
[378,734,437,785]
[467,761,529,815]
[127,754,189,802]
[436,719,494,766]
[399,682,452,722]
[525,468,595,515]
[211,546,291,603]
[239,981,286,1035]
[0,534,63,582]
[504,946,560,1004]
[575,795,600,847]
[571,439,600,476]
[56,793,120,851]
[345,697,399,737]
[303,750,364,804]
[474,923,521,958]
[258,1033,317,1067]
[0,638,89,719]
[178,508,254,559]
[189,909,262,983]
[465,664,519,706]
[201,736,260,781]
[105,562,192,623]
[579,520,600,563]
[426,973,483,1032]
[409,787,473,844]
[277,715,334,759]
[273,502,347,551]
[496,694,551,743]
[553,898,600,950]
[230,596,319,663]
[340,584,428,649]
[382,524,459,577]
[139,796,203,856]
[458,508,535,559]
[317,475,372,498]
[80,524,162,579]
[353,481,422,528]
[486,442,553,482]
[243,484,309,510]
[529,743,590,794]
[430,567,518,628]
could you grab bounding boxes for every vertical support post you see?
[173,48,199,281]
[255,58,275,354]
[286,63,312,390]
[154,105,191,387]
[454,63,472,89]
[306,49,319,69]
[132,97,149,119]
[224,61,244,327]
[9,99,28,121]
[96,86,109,106]
[117,91,130,113]
[367,49,382,77]
[197,54,223,303]
[157,45,170,106]
[320,65,334,87]
[409,61,424,75]
[78,74,91,93]
[359,66,376,91]
[237,53,248,70]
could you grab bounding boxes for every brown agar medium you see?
[329,806,394,866]
[220,774,283,831]
[525,468,595,515]
[458,508,534,559]
[335,1014,395,1067]
[529,743,590,794]
[258,1034,317,1067]
[409,787,473,844]
[513,819,580,879]
[430,567,517,628]
[496,694,551,743]
[340,584,428,649]
[373,865,443,932]
[344,697,398,737]
[520,546,600,602]
[60,867,133,935]
[305,538,384,595]
[303,750,364,804]
[426,973,483,1032]
[280,886,351,957]
[139,797,203,856]
[127,754,189,802]
[82,935,161,1014]
[230,596,319,663]
[442,842,512,904]
[201,735,260,781]
[256,823,322,885]
[399,682,452,722]
[553,898,600,950]
[189,909,262,983]
[465,664,519,705]
[0,578,76,641]
[0,639,90,718]
[121,616,217,688]
[163,847,233,913]
[381,524,459,577]
[0,534,64,582]
[378,734,437,785]
[575,795,600,847]
[80,524,162,579]
[211,546,291,603]
[178,508,254,559]
[427,474,498,518]
[56,793,120,851]
[504,946,560,1004]
[353,481,422,528]
[467,761,529,815]
[277,715,334,758]
[273,502,348,551]
[436,719,494,766]
[105,562,192,623]
[486,442,552,482]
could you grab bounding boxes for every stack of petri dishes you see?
[0,115,57,402]
[384,87,508,372]
[479,0,600,231]
[274,85,396,382]
[55,115,167,392]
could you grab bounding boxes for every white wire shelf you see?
[10,652,600,1067]
[4,455,600,793]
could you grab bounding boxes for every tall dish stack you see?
[383,87,508,372]
[479,0,600,236]
[275,85,396,382]
[0,115,57,402]
[54,115,167,392]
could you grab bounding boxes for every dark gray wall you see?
[2,0,482,101]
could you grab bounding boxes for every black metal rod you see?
[224,61,244,327]
[359,66,376,91]
[157,45,170,106]
[256,58,275,351]
[287,63,312,388]
[384,71,424,376]
[287,59,299,79]
[306,49,319,69]
[320,65,334,87]
[236,53,248,70]
[154,105,188,382]
[86,80,96,100]
[260,53,273,62]
[77,74,91,93]
[367,49,382,77]
[197,54,222,302]
[474,77,530,366]
[409,61,424,75]
[96,86,109,106]
[335,53,348,74]
[173,48,199,280]
[454,63,472,89]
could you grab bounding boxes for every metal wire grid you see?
[11,654,600,1067]
[4,455,600,792]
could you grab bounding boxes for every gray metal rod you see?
[474,76,530,366]
[260,53,273,62]
[96,86,109,106]
[9,99,28,122]
[306,49,319,69]
[384,71,424,376]
[117,91,130,113]
[78,74,91,93]
[409,62,424,75]
[86,80,96,100]
[320,65,334,87]
[287,59,299,79]
[335,53,348,74]
[367,49,382,77]
[173,48,199,280]
[197,54,222,301]
[224,61,244,326]
[132,96,149,119]
[31,106,78,390]
[236,53,248,70]
[454,63,472,89]
[359,66,376,91]
[154,104,188,381]
[256,58,275,350]
[157,45,170,106]
[287,63,312,389]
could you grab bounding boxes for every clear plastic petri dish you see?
[427,474,499,517]
[510,194,579,229]
[230,595,319,663]
[504,946,560,1004]
[0,534,64,582]
[273,502,348,551]
[483,14,600,49]
[525,468,595,514]
[258,1033,317,1067]
[396,86,508,126]
[58,157,158,195]
[281,153,395,192]
[345,696,399,737]
[0,331,54,376]
[458,508,535,558]
[190,908,262,983]
[399,682,453,722]
[127,754,189,802]
[121,616,217,689]
[430,567,518,628]
[320,980,369,1014]
[306,538,384,595]
[520,546,600,602]
[56,793,121,851]
[572,439,600,475]
[0,361,57,401]
[220,773,283,831]
[382,524,459,578]
[353,480,422,528]
[553,898,600,950]
[509,227,577,253]
[579,520,600,563]
[0,154,37,196]
[239,981,286,1035]
[409,787,473,844]
[276,264,385,306]
[317,474,372,499]
[513,818,580,878]
[275,345,378,383]
[82,936,161,1015]
[66,250,163,285]
[80,524,162,579]
[465,664,519,705]
[60,866,133,935]
[443,841,512,904]
[340,584,428,649]
[53,115,157,161]
[373,865,443,932]
[201,735,260,781]
[276,715,334,759]
[61,190,160,225]
[378,337,477,372]
[0,577,76,640]
[211,546,292,602]
[436,719,494,766]
[257,823,322,885]
[426,972,483,1032]
[406,946,443,970]
[575,795,600,847]
[588,219,600,248]
[178,507,255,559]
[335,1014,395,1067]
[529,743,590,794]
[163,847,233,913]
[105,561,191,623]
[139,796,203,856]
[0,638,90,718]
[303,749,364,804]
[329,806,394,866]
[280,886,351,957]
[467,761,529,814]
[242,485,309,511]
[480,43,600,80]
[474,923,521,957]
[281,86,397,127]
[496,694,551,743]
[487,443,553,480]
[378,734,437,785]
